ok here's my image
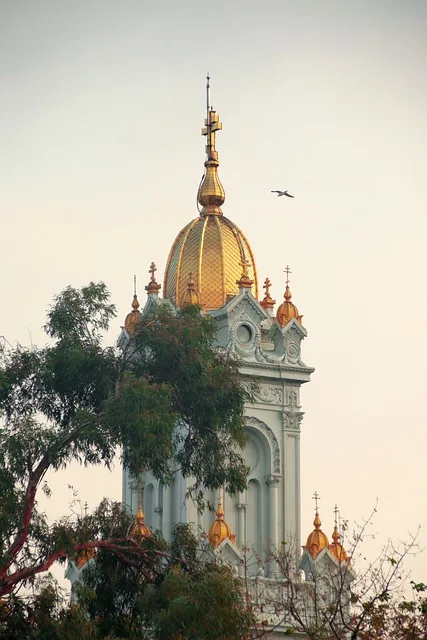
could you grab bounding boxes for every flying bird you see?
[271,190,295,198]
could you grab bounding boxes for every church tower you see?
[121,78,314,575]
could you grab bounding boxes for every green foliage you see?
[76,522,253,640]
[0,576,100,640]
[0,522,254,639]
[0,283,249,599]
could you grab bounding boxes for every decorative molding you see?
[245,416,281,474]
[287,388,299,408]
[253,385,283,405]
[228,315,262,359]
[227,293,267,325]
[282,410,304,431]
[266,474,281,487]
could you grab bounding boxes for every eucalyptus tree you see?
[0,282,249,599]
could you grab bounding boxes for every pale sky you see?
[1,0,426,588]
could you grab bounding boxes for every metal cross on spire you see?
[202,74,222,161]
[206,73,211,115]
[334,504,339,526]
[284,265,292,286]
[312,491,320,513]
[149,262,157,282]
[240,258,251,277]
[263,277,272,296]
[133,274,137,296]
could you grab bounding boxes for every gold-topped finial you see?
[145,261,161,296]
[124,275,142,334]
[329,505,350,564]
[207,496,236,548]
[75,501,96,568]
[198,75,225,215]
[181,272,200,307]
[128,479,151,543]
[305,491,329,558]
[260,277,276,310]
[236,258,254,289]
[276,265,303,327]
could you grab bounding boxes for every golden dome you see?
[329,525,350,564]
[306,510,329,559]
[75,547,96,569]
[128,500,151,543]
[124,294,141,333]
[329,507,350,564]
[276,267,303,327]
[164,215,257,310]
[124,276,142,334]
[207,499,236,548]
[163,77,258,311]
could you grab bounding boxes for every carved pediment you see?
[231,295,267,325]
[215,537,242,567]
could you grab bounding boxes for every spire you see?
[198,75,225,216]
[207,495,236,548]
[305,491,329,558]
[313,491,322,530]
[260,277,276,312]
[276,265,304,327]
[128,479,151,542]
[75,501,96,568]
[124,275,142,334]
[236,259,254,289]
[181,272,200,306]
[329,505,350,564]
[145,261,161,296]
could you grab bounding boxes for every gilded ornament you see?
[207,499,236,548]
[305,493,329,558]
[163,78,258,310]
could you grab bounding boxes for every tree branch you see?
[0,413,105,581]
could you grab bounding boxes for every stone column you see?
[236,503,247,548]
[162,484,171,542]
[267,475,280,577]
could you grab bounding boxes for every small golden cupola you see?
[328,506,350,564]
[207,498,236,548]
[305,492,329,559]
[181,272,200,307]
[124,276,141,334]
[163,76,258,311]
[276,265,303,328]
[128,485,151,543]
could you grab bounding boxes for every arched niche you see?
[243,422,273,569]
[244,416,281,475]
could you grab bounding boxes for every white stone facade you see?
[121,286,314,578]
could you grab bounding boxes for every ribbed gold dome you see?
[329,525,350,564]
[207,499,236,548]
[306,510,329,559]
[164,215,258,310]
